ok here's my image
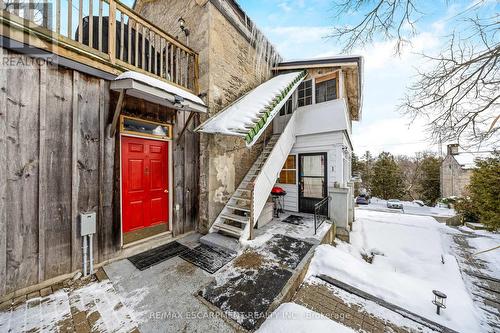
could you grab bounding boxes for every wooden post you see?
[68,0,72,38]
[119,12,124,61]
[108,0,116,63]
[177,112,195,143]
[70,71,80,272]
[78,0,83,43]
[0,47,7,296]
[109,89,125,137]
[56,0,61,34]
[98,0,103,51]
[38,66,47,283]
[88,0,93,48]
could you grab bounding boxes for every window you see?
[279,155,297,184]
[120,115,172,140]
[315,78,337,103]
[298,80,312,107]
[279,97,293,116]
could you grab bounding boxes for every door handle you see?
[164,189,169,193]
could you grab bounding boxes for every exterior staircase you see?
[209,112,298,242]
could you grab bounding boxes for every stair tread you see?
[221,213,249,223]
[233,196,250,201]
[213,223,244,235]
[227,204,251,212]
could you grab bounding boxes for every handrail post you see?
[249,188,254,240]
[108,0,116,63]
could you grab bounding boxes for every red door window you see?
[121,136,169,233]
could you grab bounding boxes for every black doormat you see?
[261,234,313,269]
[281,214,304,225]
[128,241,189,271]
[200,264,293,331]
[180,244,236,274]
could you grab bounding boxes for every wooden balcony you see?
[0,0,199,93]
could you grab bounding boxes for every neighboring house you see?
[440,144,492,197]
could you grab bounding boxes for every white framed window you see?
[298,79,313,107]
[279,155,297,184]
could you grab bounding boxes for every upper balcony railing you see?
[0,0,199,93]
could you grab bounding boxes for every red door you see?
[121,136,169,233]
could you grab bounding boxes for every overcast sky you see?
[236,0,487,157]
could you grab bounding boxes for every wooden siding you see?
[0,47,199,297]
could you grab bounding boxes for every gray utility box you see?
[80,212,96,236]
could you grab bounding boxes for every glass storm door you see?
[299,153,327,214]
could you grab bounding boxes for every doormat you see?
[200,263,292,331]
[128,241,189,271]
[281,215,304,225]
[180,244,236,274]
[260,234,313,269]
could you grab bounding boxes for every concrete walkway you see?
[104,233,236,333]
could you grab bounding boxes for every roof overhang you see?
[110,71,207,113]
[274,56,364,121]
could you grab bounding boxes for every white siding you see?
[275,130,352,212]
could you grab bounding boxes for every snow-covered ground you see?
[357,197,456,217]
[306,209,486,332]
[459,226,500,277]
[257,303,355,333]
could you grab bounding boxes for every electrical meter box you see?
[80,212,96,236]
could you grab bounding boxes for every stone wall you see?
[440,155,472,197]
[135,0,280,232]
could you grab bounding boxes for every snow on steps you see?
[209,111,298,245]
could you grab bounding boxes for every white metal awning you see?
[195,71,305,147]
[110,71,207,113]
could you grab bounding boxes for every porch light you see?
[174,94,185,107]
[178,17,190,37]
[432,290,447,315]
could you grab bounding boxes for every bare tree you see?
[330,0,499,147]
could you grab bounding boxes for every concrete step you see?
[221,213,249,224]
[199,232,239,253]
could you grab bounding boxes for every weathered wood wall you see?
[0,47,199,297]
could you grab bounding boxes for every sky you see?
[236,0,488,157]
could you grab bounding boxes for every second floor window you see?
[298,80,312,107]
[279,97,293,116]
[315,78,337,103]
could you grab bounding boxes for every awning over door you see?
[195,71,306,147]
[110,71,207,113]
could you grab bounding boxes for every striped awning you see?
[195,71,306,147]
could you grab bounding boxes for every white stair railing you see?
[248,112,298,238]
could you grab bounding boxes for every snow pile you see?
[197,72,304,137]
[307,209,484,332]
[256,303,355,333]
